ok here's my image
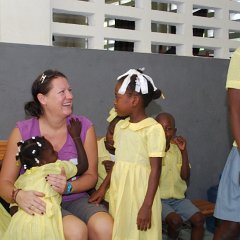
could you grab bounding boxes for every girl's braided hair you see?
[16,136,50,170]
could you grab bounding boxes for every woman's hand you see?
[46,167,67,194]
[16,190,46,215]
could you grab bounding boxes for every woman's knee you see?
[63,215,88,240]
[87,212,113,240]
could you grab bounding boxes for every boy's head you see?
[155,112,176,145]
[105,116,123,152]
[16,136,58,170]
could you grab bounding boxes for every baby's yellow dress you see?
[3,160,77,240]
[109,118,166,240]
[0,203,11,238]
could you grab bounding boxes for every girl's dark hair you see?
[24,70,67,118]
[118,69,162,107]
[16,136,50,170]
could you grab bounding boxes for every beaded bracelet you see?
[12,188,22,203]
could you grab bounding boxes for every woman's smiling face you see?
[42,77,73,117]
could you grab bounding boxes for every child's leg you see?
[165,212,183,240]
[189,212,204,240]
[162,199,184,239]
[213,220,240,240]
[172,198,204,240]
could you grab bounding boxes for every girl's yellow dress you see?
[109,118,166,240]
[0,203,11,238]
[3,160,77,240]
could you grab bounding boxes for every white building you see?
[0,0,240,59]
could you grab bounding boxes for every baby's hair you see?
[16,136,51,170]
[118,68,162,107]
[25,69,67,118]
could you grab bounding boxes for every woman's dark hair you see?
[24,70,67,118]
[16,136,51,170]
[118,69,162,107]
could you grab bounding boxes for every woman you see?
[0,70,113,240]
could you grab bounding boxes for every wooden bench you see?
[162,199,215,238]
[192,199,215,218]
[0,140,7,160]
[0,140,7,169]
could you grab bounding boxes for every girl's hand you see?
[46,167,67,194]
[172,136,186,151]
[137,205,152,231]
[88,187,106,205]
[16,190,46,215]
[102,160,115,173]
[67,118,82,139]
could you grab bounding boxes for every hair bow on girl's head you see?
[117,68,157,95]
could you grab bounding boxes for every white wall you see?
[1,0,240,58]
[0,0,51,45]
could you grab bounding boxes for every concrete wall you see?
[0,0,51,45]
[0,42,231,199]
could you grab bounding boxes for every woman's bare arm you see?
[0,128,22,202]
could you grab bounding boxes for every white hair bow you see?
[117,69,157,95]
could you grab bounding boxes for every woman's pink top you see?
[16,114,92,202]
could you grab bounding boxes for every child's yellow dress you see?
[109,118,166,240]
[3,160,77,240]
[0,203,11,238]
[96,137,114,202]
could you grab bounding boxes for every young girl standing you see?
[109,68,166,240]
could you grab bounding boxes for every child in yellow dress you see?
[89,108,126,207]
[3,118,88,240]
[109,68,166,240]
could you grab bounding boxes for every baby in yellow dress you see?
[0,202,10,238]
[3,118,88,240]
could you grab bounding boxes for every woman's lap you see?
[61,195,108,223]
